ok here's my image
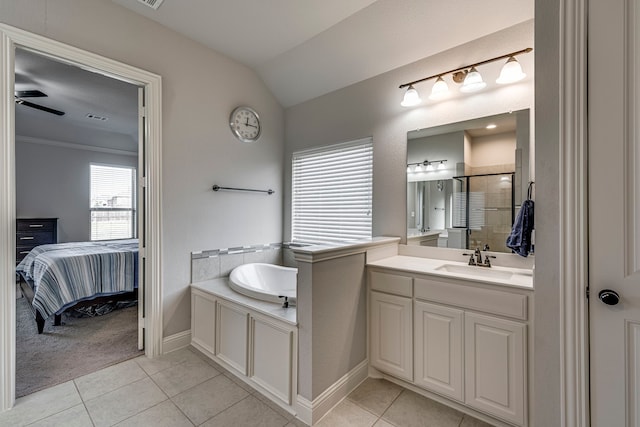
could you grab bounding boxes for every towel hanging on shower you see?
[506,182,535,257]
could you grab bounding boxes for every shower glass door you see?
[451,173,514,252]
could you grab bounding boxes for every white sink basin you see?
[434,263,533,285]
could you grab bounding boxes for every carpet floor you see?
[16,295,143,398]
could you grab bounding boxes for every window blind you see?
[292,138,373,244]
[90,164,136,241]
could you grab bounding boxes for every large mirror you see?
[406,109,530,253]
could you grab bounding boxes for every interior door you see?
[589,0,640,424]
[137,87,146,351]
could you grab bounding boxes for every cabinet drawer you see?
[16,219,56,232]
[17,231,55,246]
[414,277,528,321]
[16,247,34,263]
[370,271,412,297]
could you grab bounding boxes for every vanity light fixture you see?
[398,47,532,107]
[406,159,447,173]
[496,56,526,84]
[460,67,486,93]
[400,84,422,107]
[429,76,450,100]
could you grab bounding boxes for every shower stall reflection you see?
[408,172,515,252]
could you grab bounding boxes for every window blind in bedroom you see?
[90,164,136,241]
[291,138,373,245]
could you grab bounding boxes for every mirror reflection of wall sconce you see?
[399,47,533,107]
[407,159,447,173]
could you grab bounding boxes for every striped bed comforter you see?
[16,239,138,318]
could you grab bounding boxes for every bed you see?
[16,239,139,334]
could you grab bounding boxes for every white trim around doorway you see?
[558,0,590,425]
[0,24,163,412]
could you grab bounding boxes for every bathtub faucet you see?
[279,296,289,308]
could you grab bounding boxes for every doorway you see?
[0,24,163,411]
[14,47,142,397]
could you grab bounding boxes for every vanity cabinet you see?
[370,291,413,382]
[369,271,413,381]
[464,312,525,425]
[368,268,530,427]
[414,300,464,402]
[191,286,297,406]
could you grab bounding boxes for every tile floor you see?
[0,347,495,427]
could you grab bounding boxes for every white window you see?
[90,164,136,241]
[292,138,373,244]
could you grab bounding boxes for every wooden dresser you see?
[16,218,58,264]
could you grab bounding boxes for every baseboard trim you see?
[162,330,191,354]
[295,359,369,425]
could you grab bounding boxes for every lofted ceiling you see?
[111,0,534,107]
[14,0,533,153]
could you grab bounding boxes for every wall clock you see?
[229,106,261,142]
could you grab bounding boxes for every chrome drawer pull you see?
[29,224,44,228]
[19,251,30,254]
[20,236,34,240]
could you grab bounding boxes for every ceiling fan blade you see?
[15,98,65,116]
[15,90,48,98]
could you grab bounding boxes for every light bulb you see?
[425,162,434,172]
[429,76,449,100]
[460,67,486,93]
[400,85,422,107]
[496,56,526,84]
[437,161,446,170]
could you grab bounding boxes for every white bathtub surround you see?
[229,263,297,305]
[291,236,401,424]
[191,243,283,283]
[191,278,297,417]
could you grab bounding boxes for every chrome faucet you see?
[474,247,483,265]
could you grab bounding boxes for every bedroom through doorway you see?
[14,47,144,398]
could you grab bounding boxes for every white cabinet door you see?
[191,291,216,357]
[370,291,413,381]
[216,300,249,375]
[250,316,294,405]
[465,312,526,426]
[414,300,464,402]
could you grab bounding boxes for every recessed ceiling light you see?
[486,124,497,129]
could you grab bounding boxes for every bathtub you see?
[229,263,297,305]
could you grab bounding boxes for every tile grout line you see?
[194,394,254,426]
[19,381,93,427]
[72,380,97,427]
[376,389,405,426]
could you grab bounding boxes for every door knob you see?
[598,289,620,306]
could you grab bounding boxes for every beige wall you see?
[0,0,285,337]
[467,131,516,168]
[284,20,534,243]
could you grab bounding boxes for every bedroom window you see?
[90,164,136,241]
[292,138,373,244]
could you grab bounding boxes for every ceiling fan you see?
[14,90,65,116]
